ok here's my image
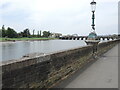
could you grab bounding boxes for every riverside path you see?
[55,43,119,88]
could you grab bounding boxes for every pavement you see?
[55,43,119,88]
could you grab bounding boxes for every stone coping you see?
[1,39,119,67]
[0,45,92,67]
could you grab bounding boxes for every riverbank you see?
[0,38,58,42]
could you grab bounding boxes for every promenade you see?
[55,43,119,88]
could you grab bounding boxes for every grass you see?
[0,37,58,42]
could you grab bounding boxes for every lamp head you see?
[90,0,96,12]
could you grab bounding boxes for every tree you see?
[42,31,51,37]
[33,29,35,36]
[1,25,6,37]
[2,25,5,30]
[37,31,39,37]
[40,30,42,37]
[21,29,31,37]
[0,29,2,37]
[6,27,18,38]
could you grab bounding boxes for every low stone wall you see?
[98,40,119,55]
[1,40,120,88]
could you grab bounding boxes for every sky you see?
[118,1,120,34]
[0,0,119,36]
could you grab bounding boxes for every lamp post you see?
[85,0,99,56]
[90,0,96,31]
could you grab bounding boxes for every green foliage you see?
[0,25,53,39]
[1,25,6,37]
[2,29,6,37]
[6,27,18,38]
[20,28,31,37]
[33,30,35,36]
[42,31,51,37]
[1,25,18,38]
[40,30,42,37]
[0,29,2,37]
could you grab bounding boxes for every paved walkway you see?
[56,44,119,88]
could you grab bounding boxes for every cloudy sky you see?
[0,0,119,36]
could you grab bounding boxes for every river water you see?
[0,40,86,61]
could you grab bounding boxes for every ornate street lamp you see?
[90,0,96,31]
[85,0,100,55]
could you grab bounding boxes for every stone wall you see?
[98,40,119,55]
[1,40,120,88]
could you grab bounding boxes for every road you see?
[55,44,119,88]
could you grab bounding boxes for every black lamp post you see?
[90,0,96,31]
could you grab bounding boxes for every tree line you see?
[0,25,51,38]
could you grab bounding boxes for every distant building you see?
[72,34,78,36]
[50,33,62,38]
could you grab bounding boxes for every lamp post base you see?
[85,40,100,57]
[85,40,100,45]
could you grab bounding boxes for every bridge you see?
[59,35,120,40]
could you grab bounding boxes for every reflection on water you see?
[0,40,86,61]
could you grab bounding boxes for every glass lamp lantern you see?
[90,0,96,12]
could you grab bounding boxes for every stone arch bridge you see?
[59,35,119,40]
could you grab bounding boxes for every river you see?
[0,40,86,61]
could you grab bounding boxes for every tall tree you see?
[22,29,31,37]
[1,25,6,37]
[0,29,2,37]
[2,25,5,30]
[6,27,18,38]
[37,31,39,37]
[42,31,51,37]
[33,29,35,36]
[40,30,41,37]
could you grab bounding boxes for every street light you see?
[90,0,96,30]
[85,0,100,54]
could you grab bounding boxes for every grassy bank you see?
[0,37,58,42]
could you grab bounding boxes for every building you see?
[50,33,62,38]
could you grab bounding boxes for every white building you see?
[50,33,62,38]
